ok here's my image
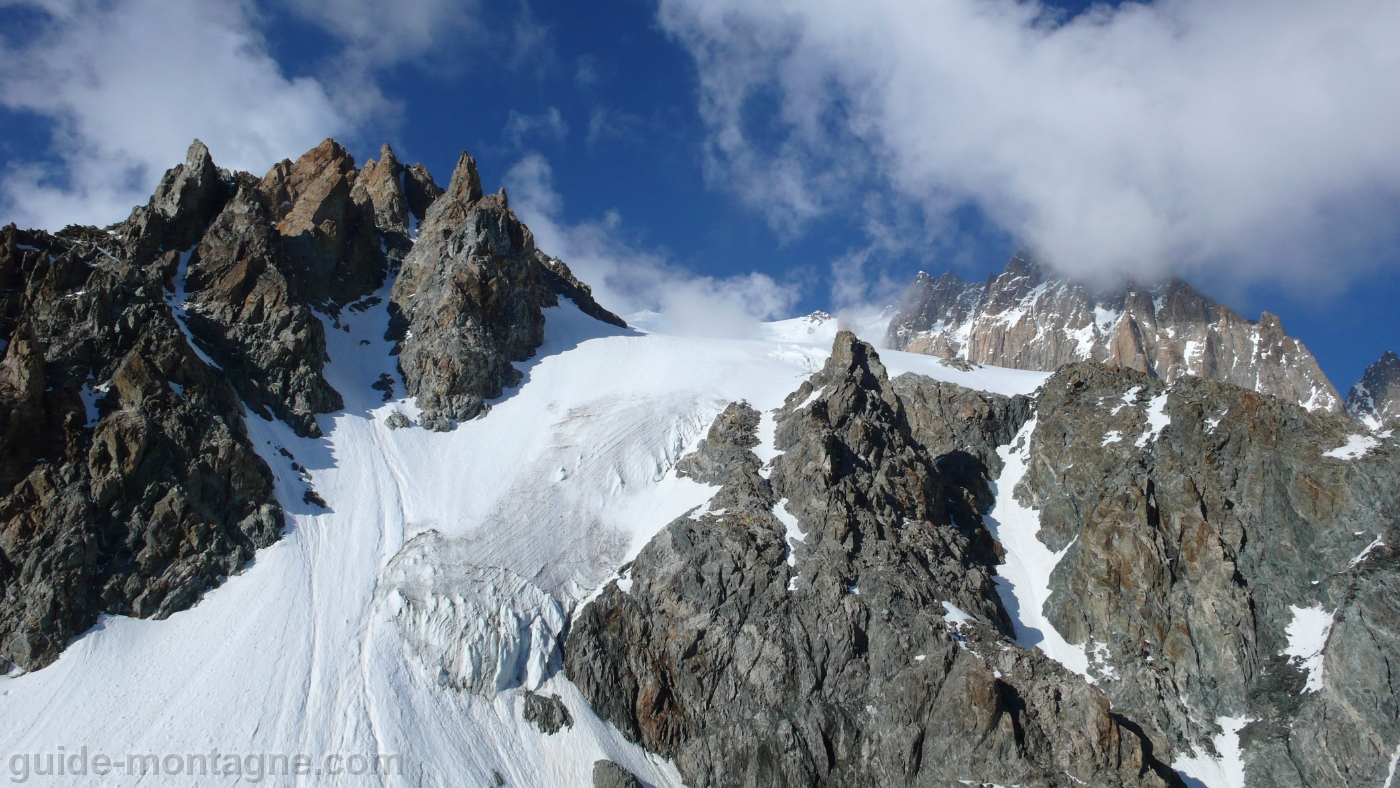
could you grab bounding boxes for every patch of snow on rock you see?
[1351,536,1386,568]
[79,379,109,428]
[1283,604,1334,693]
[1136,392,1171,447]
[1173,715,1252,788]
[1324,434,1381,460]
[983,418,1090,676]
[774,499,802,567]
[941,601,975,628]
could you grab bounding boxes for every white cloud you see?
[0,0,487,232]
[504,153,799,337]
[0,0,346,229]
[504,108,568,149]
[279,0,481,125]
[282,0,479,71]
[658,0,1400,292]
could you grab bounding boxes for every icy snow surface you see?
[1282,604,1334,693]
[983,418,1090,677]
[1173,715,1251,788]
[0,292,1047,786]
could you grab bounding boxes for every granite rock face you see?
[1347,350,1400,430]
[389,152,624,431]
[183,176,342,437]
[0,224,281,671]
[1018,361,1400,785]
[891,373,1034,512]
[257,139,387,309]
[886,254,1343,415]
[566,334,1178,788]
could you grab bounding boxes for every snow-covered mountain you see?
[1,141,1398,788]
[885,253,1343,415]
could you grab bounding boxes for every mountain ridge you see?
[884,253,1344,417]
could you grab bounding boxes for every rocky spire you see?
[353,143,409,235]
[565,334,1178,787]
[257,138,385,307]
[120,138,231,257]
[445,151,484,205]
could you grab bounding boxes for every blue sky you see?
[1,0,1398,391]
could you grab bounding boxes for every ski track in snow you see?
[0,293,1048,786]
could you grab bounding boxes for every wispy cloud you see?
[504,153,799,337]
[504,108,569,149]
[0,0,346,229]
[659,0,1400,293]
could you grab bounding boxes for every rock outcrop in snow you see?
[566,336,1179,787]
[388,151,625,431]
[1347,350,1400,430]
[0,223,282,671]
[885,253,1343,415]
[0,136,626,672]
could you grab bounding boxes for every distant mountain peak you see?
[885,255,1343,415]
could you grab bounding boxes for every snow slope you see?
[0,295,1047,786]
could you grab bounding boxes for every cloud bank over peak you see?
[658,0,1400,292]
[504,153,798,338]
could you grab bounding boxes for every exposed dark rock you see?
[372,373,395,403]
[566,333,1177,787]
[892,373,1034,511]
[389,151,625,430]
[521,690,574,734]
[404,163,444,225]
[258,138,387,309]
[0,225,281,671]
[886,253,1343,415]
[1019,360,1400,784]
[1347,349,1400,429]
[383,411,410,430]
[592,760,642,788]
[118,140,232,261]
[183,177,341,437]
[353,144,413,271]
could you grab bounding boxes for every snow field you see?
[1324,433,1381,460]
